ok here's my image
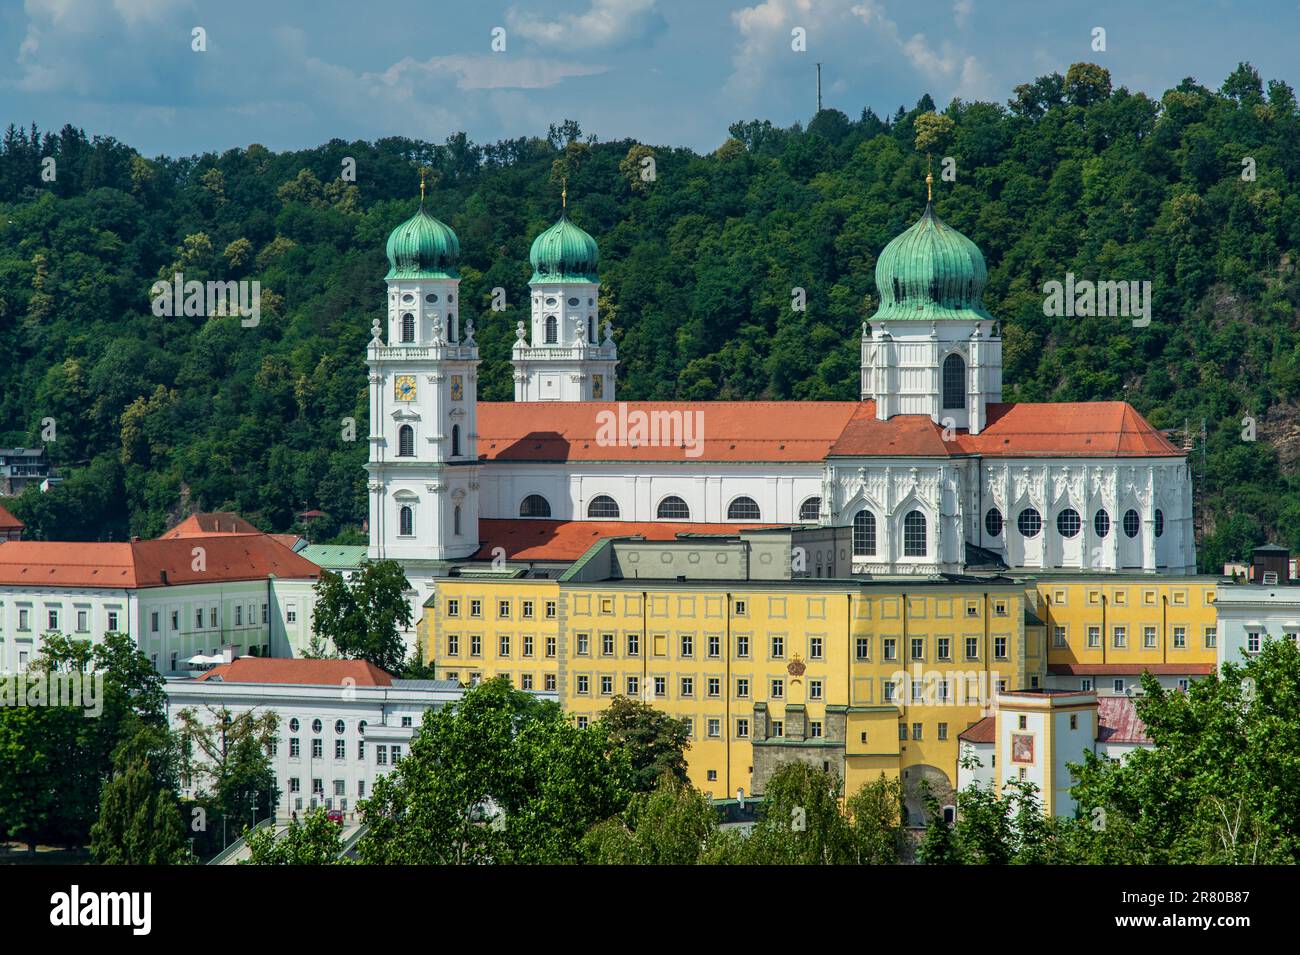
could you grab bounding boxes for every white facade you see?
[1214,582,1300,670]
[862,319,1003,434]
[512,283,617,402]
[0,578,318,675]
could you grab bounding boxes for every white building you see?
[164,657,557,820]
[1215,580,1300,670]
[365,190,1197,632]
[0,513,320,674]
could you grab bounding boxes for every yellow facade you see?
[1034,576,1220,678]
[421,575,1042,801]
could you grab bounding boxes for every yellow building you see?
[419,531,1045,819]
[1030,575,1224,695]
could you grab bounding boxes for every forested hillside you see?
[0,61,1295,571]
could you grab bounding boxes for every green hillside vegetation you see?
[0,61,1295,570]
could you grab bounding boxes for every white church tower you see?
[860,174,1002,434]
[367,197,480,569]
[513,193,617,401]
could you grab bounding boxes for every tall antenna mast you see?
[816,62,822,113]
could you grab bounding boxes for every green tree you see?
[741,763,854,865]
[310,560,412,673]
[581,774,718,864]
[845,773,905,864]
[89,727,189,865]
[244,808,344,865]
[597,696,690,792]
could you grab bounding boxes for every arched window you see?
[727,497,761,520]
[942,353,965,410]
[984,507,1003,537]
[1017,507,1042,538]
[1056,508,1081,538]
[852,510,876,556]
[451,424,461,457]
[397,424,414,457]
[519,494,551,518]
[545,315,558,344]
[401,313,415,343]
[453,505,462,536]
[903,510,927,556]
[798,497,821,522]
[1123,509,1140,538]
[657,496,690,520]
[1094,509,1111,538]
[398,505,413,537]
[587,495,620,519]
[1154,509,1164,538]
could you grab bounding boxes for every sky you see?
[0,0,1297,158]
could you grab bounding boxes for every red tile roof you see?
[958,716,995,743]
[196,658,393,686]
[473,518,772,562]
[476,399,1181,463]
[1048,663,1215,676]
[828,401,1181,459]
[0,502,23,530]
[160,512,262,537]
[1096,696,1152,745]
[476,402,862,463]
[0,535,320,588]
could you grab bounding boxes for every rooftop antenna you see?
[816,62,822,113]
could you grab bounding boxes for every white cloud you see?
[368,54,607,92]
[507,0,664,50]
[952,0,974,30]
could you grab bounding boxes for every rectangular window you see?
[770,635,784,659]
[910,637,924,660]
[576,632,590,655]
[626,633,640,656]
[964,637,978,660]
[1112,626,1126,649]
[498,600,510,619]
[772,720,784,738]
[577,675,590,695]
[1053,626,1067,648]
[680,633,694,657]
[151,611,160,633]
[469,599,482,618]
[1204,627,1217,648]
[994,636,1007,660]
[1113,678,1125,693]
[653,676,666,697]
[76,610,88,632]
[48,609,60,631]
[522,600,534,619]
[195,608,204,629]
[311,739,322,759]
[600,675,613,695]
[546,635,557,658]
[680,677,694,697]
[106,610,118,631]
[1069,714,1078,730]
[855,636,870,661]
[810,721,823,739]
[707,634,721,658]
[883,681,896,703]
[626,676,639,697]
[1173,627,1186,649]
[577,716,589,729]
[357,741,365,760]
[936,636,951,661]
[261,603,268,624]
[521,674,534,691]
[884,638,897,661]
[545,601,557,619]
[770,678,784,699]
[707,718,721,738]
[1178,678,1190,692]
[707,677,721,697]
[734,599,747,616]
[170,610,179,630]
[499,635,510,656]
[810,679,823,701]
[235,606,243,627]
[1143,626,1157,649]
[603,633,616,656]
[1247,631,1261,653]
[290,738,300,758]
[335,740,345,760]
[912,722,923,740]
[736,678,750,699]
[544,674,556,692]
[736,635,750,658]
[898,723,908,741]
[937,722,948,740]
[470,635,482,657]
[1081,678,1094,691]
[736,718,750,739]
[210,607,218,628]
[1088,627,1101,648]
[523,635,534,657]
[446,599,460,617]
[447,634,459,655]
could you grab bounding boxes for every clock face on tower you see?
[394,375,417,401]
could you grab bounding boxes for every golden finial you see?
[419,166,428,205]
[925,154,933,203]
[561,176,568,212]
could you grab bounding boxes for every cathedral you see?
[365,186,1197,615]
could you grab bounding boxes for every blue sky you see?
[0,0,1295,158]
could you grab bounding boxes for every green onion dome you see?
[870,202,993,322]
[385,206,459,280]
[528,213,599,284]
